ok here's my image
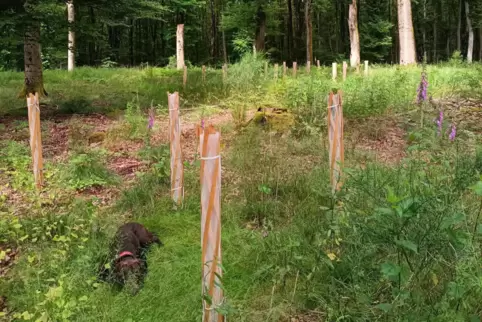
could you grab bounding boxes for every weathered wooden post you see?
[342,61,347,81]
[183,65,187,88]
[200,125,224,322]
[274,63,279,80]
[283,61,287,78]
[264,61,268,78]
[168,92,184,205]
[317,60,320,68]
[293,62,297,77]
[306,61,311,74]
[364,60,369,76]
[176,24,185,70]
[332,62,337,80]
[327,91,344,193]
[27,93,44,189]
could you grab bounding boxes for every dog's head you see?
[115,257,142,294]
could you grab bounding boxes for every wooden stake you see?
[183,65,187,88]
[200,125,224,322]
[327,91,344,193]
[293,62,297,77]
[264,61,268,77]
[364,60,369,76]
[27,93,44,189]
[306,61,311,74]
[274,63,278,80]
[332,62,337,80]
[317,60,320,68]
[202,65,206,83]
[342,61,347,81]
[176,24,185,70]
[168,92,184,205]
[283,61,287,78]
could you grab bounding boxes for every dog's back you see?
[98,222,162,291]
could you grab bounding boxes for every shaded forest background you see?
[1,0,482,70]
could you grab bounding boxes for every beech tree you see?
[397,0,417,65]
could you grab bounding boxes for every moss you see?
[252,107,295,133]
[18,82,48,99]
[88,132,106,144]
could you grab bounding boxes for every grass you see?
[1,57,482,321]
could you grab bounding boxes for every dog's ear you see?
[152,234,163,246]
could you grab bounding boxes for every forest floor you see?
[1,63,482,321]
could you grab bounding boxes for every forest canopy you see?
[0,0,481,70]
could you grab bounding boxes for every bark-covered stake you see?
[327,91,344,193]
[293,62,297,77]
[199,125,225,322]
[168,92,184,205]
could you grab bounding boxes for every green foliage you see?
[61,150,118,190]
[0,140,34,190]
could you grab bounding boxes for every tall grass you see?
[2,63,481,118]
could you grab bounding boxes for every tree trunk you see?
[222,29,227,64]
[255,6,266,52]
[465,1,473,63]
[287,0,293,60]
[457,0,462,51]
[348,0,360,68]
[397,0,417,65]
[479,28,482,61]
[305,0,312,63]
[67,0,75,71]
[176,24,184,69]
[209,0,217,59]
[23,22,46,97]
[129,19,134,66]
[422,0,427,61]
[433,0,437,62]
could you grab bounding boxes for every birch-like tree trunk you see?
[305,0,313,63]
[465,1,473,63]
[67,0,75,71]
[176,24,184,70]
[397,0,417,65]
[348,0,360,68]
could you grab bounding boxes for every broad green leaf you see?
[469,181,482,196]
[395,239,418,253]
[381,262,401,278]
[375,303,392,313]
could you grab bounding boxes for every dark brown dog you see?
[99,222,162,294]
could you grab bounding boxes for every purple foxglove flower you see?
[449,124,456,141]
[201,119,205,129]
[435,110,443,136]
[148,110,155,129]
[417,72,429,104]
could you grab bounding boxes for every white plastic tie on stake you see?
[200,155,220,161]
